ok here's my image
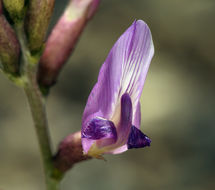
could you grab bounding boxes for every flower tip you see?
[136,19,155,54]
[127,126,151,149]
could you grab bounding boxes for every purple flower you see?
[81,20,154,158]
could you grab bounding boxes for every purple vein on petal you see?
[128,23,151,97]
[128,25,148,94]
[118,20,154,113]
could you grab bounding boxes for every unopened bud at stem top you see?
[25,0,55,52]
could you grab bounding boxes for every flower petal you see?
[82,20,154,155]
[133,101,141,129]
[107,93,133,154]
[127,125,151,149]
[110,100,141,155]
[117,93,133,141]
[82,117,117,153]
[82,118,117,140]
[119,20,154,117]
[82,20,154,127]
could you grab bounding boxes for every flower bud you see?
[2,0,25,22]
[25,0,55,52]
[54,131,90,173]
[0,1,20,73]
[38,0,100,87]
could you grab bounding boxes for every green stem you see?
[15,23,60,190]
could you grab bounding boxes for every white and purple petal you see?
[82,20,154,156]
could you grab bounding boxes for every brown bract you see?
[53,131,91,173]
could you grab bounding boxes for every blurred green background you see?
[0,0,215,190]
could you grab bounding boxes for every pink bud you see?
[38,0,100,87]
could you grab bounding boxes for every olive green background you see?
[0,0,215,190]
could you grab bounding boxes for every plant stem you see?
[15,22,60,190]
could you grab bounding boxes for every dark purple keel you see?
[127,125,151,149]
[82,118,117,141]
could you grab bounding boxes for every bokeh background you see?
[0,0,215,190]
